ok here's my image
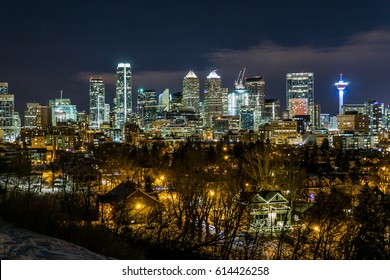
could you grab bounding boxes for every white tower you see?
[335,73,349,115]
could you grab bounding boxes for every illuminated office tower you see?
[159,88,170,112]
[24,102,40,128]
[309,104,321,130]
[203,70,223,128]
[137,88,158,129]
[228,70,249,116]
[49,96,78,126]
[342,104,365,115]
[335,73,349,116]
[89,78,105,130]
[115,63,132,128]
[24,102,51,129]
[0,82,8,94]
[170,91,183,110]
[182,70,200,112]
[240,107,255,130]
[289,98,309,117]
[264,99,280,121]
[0,82,15,141]
[246,76,265,128]
[365,100,384,136]
[286,72,314,115]
[228,87,248,116]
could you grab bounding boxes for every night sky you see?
[1,0,390,115]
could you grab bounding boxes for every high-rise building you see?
[384,104,390,130]
[240,107,255,130]
[203,70,223,129]
[170,91,183,110]
[309,104,321,130]
[289,98,309,117]
[338,113,369,134]
[0,82,8,94]
[137,88,158,130]
[115,63,132,128]
[365,100,384,136]
[182,70,200,112]
[89,78,105,130]
[228,73,249,116]
[24,102,40,128]
[264,99,280,122]
[49,97,77,126]
[159,88,170,112]
[342,104,365,115]
[246,76,265,128]
[286,72,314,114]
[228,87,249,116]
[0,82,16,142]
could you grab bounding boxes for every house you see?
[98,181,163,225]
[243,190,291,232]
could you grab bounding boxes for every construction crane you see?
[234,67,246,89]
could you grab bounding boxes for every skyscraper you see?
[0,82,15,142]
[115,63,132,128]
[0,82,8,94]
[286,72,314,114]
[159,88,170,112]
[203,70,223,129]
[182,70,200,112]
[137,88,158,130]
[365,100,384,136]
[246,76,265,129]
[89,78,105,130]
[228,70,249,116]
[49,97,78,126]
[24,102,40,128]
[264,99,280,121]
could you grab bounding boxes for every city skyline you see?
[1,1,390,115]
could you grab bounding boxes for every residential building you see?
[244,190,291,232]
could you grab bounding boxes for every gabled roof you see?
[242,190,289,204]
[98,182,162,207]
[98,182,137,203]
[127,189,162,207]
[258,191,288,204]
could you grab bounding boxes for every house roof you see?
[98,182,137,203]
[98,182,162,207]
[241,190,289,204]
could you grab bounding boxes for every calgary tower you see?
[335,73,349,115]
